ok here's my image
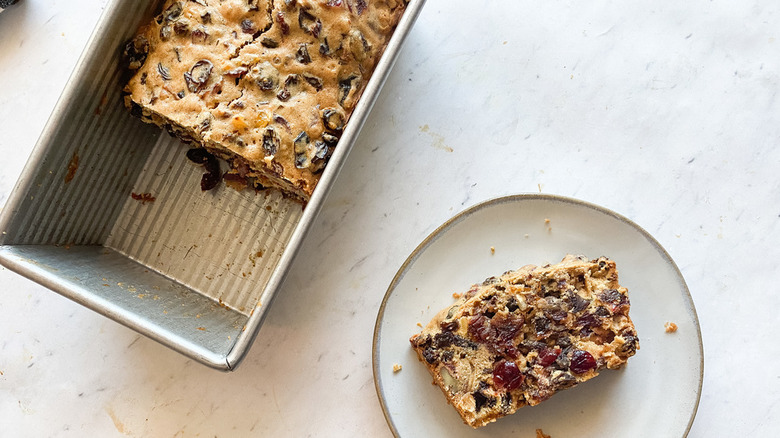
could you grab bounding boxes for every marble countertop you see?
[1,0,778,436]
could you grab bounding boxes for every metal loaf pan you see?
[0,0,425,371]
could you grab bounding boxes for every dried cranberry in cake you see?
[537,347,561,367]
[569,350,597,374]
[599,288,630,314]
[410,255,639,428]
[493,360,524,391]
[467,313,522,358]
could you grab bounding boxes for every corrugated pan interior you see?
[0,0,425,370]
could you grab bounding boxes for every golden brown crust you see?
[124,0,407,200]
[409,255,639,428]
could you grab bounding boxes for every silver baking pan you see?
[0,0,425,371]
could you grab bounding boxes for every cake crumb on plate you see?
[665,322,678,333]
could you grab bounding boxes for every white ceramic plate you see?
[373,194,702,437]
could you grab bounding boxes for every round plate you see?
[373,194,702,437]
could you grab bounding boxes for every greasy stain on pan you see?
[0,0,426,371]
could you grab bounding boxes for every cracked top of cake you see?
[124,0,407,200]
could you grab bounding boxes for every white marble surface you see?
[1,0,778,436]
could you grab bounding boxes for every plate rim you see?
[372,193,703,437]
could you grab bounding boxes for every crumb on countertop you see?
[665,322,678,333]
[393,363,402,373]
[490,246,495,254]
[536,429,551,438]
[416,322,423,328]
[452,292,462,299]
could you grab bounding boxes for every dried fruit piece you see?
[493,360,524,391]
[321,132,339,147]
[262,127,280,155]
[319,38,332,56]
[303,73,323,91]
[185,148,221,191]
[158,25,172,41]
[201,170,221,191]
[338,74,362,108]
[274,114,291,132]
[599,288,630,314]
[173,19,190,36]
[293,129,333,172]
[322,108,345,132]
[191,26,208,43]
[200,153,222,191]
[240,18,257,34]
[348,29,371,62]
[618,332,638,356]
[569,350,597,374]
[186,148,212,164]
[124,35,149,70]
[252,61,279,91]
[277,74,300,101]
[276,11,290,34]
[537,347,561,367]
[440,320,459,332]
[157,63,171,81]
[184,60,213,92]
[161,2,182,23]
[298,8,321,37]
[473,387,496,412]
[293,131,311,168]
[261,37,279,48]
[296,44,312,64]
[311,141,330,170]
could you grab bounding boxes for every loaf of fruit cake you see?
[409,255,639,428]
[123,0,407,200]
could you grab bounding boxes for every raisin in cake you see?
[124,0,407,201]
[409,255,639,428]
